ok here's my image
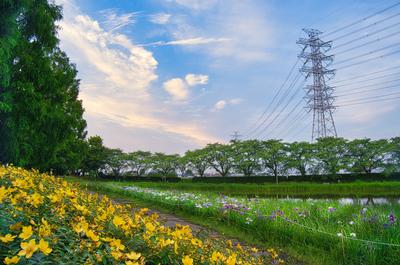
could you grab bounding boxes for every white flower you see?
[349,221,354,225]
[350,233,356,237]
[337,233,343,237]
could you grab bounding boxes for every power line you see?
[335,49,400,70]
[330,12,400,42]
[334,42,400,66]
[332,65,400,84]
[333,29,400,56]
[335,77,400,89]
[322,1,400,37]
[332,70,400,85]
[337,91,400,104]
[336,83,399,97]
[247,73,302,139]
[243,59,300,137]
[337,95,400,107]
[277,109,308,140]
[255,78,306,139]
[332,20,400,50]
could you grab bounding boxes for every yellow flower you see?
[110,238,125,251]
[267,248,278,259]
[19,226,33,240]
[225,253,237,265]
[182,255,193,265]
[125,261,139,265]
[4,256,20,265]
[18,239,38,258]
[211,251,225,263]
[145,222,155,233]
[38,239,52,255]
[0,186,7,202]
[86,230,100,242]
[0,234,17,243]
[126,251,141,260]
[113,215,125,227]
[111,250,123,260]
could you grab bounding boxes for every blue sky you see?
[56,0,400,153]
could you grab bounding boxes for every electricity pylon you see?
[297,28,337,141]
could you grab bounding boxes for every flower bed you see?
[120,185,400,265]
[0,166,278,264]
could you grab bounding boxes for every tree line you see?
[81,136,400,182]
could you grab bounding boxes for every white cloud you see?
[213,98,242,111]
[163,78,189,101]
[56,0,220,149]
[214,100,227,110]
[185,74,208,86]
[141,37,230,47]
[229,98,242,105]
[99,8,138,31]
[149,13,171,24]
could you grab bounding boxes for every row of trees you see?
[0,0,87,174]
[81,136,400,182]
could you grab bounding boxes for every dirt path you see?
[110,197,306,265]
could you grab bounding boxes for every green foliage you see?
[204,143,235,177]
[124,151,152,177]
[315,137,348,175]
[287,141,314,176]
[0,0,87,174]
[232,140,263,176]
[260,140,288,183]
[185,149,209,177]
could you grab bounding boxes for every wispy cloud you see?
[99,8,139,31]
[185,74,208,86]
[149,13,171,24]
[140,37,230,47]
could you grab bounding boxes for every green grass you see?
[119,180,400,197]
[67,177,400,265]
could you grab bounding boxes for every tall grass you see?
[69,177,400,265]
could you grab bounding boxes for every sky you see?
[55,0,400,154]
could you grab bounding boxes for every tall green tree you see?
[81,136,108,177]
[260,140,288,183]
[232,140,262,176]
[125,151,152,177]
[287,141,315,177]
[185,149,209,177]
[151,153,179,180]
[346,138,391,174]
[315,137,348,175]
[204,143,234,177]
[0,0,87,173]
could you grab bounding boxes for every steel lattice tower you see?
[297,28,337,141]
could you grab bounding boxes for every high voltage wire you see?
[267,97,304,139]
[273,108,308,139]
[332,65,400,84]
[285,112,312,141]
[243,59,300,137]
[331,70,400,85]
[336,49,400,70]
[334,42,400,65]
[256,78,307,139]
[333,29,400,56]
[337,91,400,104]
[246,73,302,139]
[335,83,399,97]
[330,12,400,42]
[322,1,400,37]
[337,95,400,107]
[335,77,400,89]
[332,21,400,50]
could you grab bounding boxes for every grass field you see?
[69,178,400,265]
[101,180,400,197]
